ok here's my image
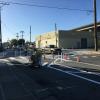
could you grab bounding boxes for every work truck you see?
[42,45,62,54]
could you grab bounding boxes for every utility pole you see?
[20,31,24,39]
[55,23,57,48]
[20,31,24,47]
[16,33,19,47]
[0,7,2,49]
[30,26,31,44]
[16,33,19,40]
[0,2,9,50]
[94,0,98,51]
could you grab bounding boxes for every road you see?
[0,58,100,100]
[0,49,100,100]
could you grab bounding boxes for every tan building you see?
[36,22,100,49]
[36,31,58,48]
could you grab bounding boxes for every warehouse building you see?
[36,22,100,49]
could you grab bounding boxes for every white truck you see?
[42,45,62,54]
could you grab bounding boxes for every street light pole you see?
[94,0,98,51]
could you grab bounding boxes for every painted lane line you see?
[0,59,10,62]
[9,57,16,60]
[54,58,100,74]
[53,61,100,79]
[54,62,100,76]
[91,56,96,58]
[53,63,81,72]
[47,65,100,85]
[53,58,83,72]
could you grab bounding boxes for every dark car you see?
[53,48,62,54]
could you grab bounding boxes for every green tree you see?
[18,39,25,45]
[10,39,18,46]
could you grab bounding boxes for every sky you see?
[1,0,100,42]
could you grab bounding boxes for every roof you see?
[71,22,100,32]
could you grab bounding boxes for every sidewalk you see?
[69,49,100,56]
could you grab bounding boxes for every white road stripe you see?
[0,59,9,62]
[47,65,100,85]
[53,63,80,71]
[53,62,100,76]
[91,56,97,58]
[7,63,14,66]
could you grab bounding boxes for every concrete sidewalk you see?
[75,50,100,55]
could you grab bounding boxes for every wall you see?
[36,31,57,48]
[36,30,95,49]
[58,30,94,49]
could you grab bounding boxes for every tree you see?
[25,41,30,45]
[10,39,18,46]
[18,39,25,45]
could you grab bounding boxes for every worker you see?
[30,48,42,67]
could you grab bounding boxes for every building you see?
[36,22,100,49]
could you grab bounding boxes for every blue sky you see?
[1,0,100,42]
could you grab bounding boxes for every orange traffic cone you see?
[64,53,67,60]
[77,56,80,62]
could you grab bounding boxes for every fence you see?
[44,49,81,63]
[0,51,7,58]
[0,49,33,58]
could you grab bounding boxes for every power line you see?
[0,1,93,12]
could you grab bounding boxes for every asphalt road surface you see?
[0,59,100,100]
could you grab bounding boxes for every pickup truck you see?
[42,45,62,54]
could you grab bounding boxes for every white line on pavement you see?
[47,64,100,85]
[0,59,9,62]
[9,57,16,60]
[53,63,80,71]
[53,62,100,76]
[91,56,97,58]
